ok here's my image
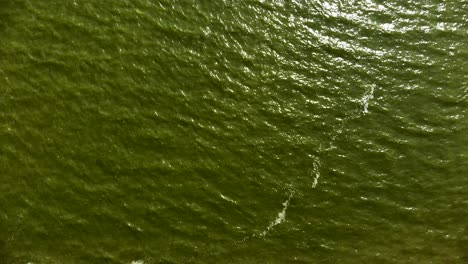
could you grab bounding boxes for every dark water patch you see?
[0,239,10,264]
[0,0,15,36]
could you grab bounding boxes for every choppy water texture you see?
[0,0,467,263]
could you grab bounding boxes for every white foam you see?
[220,194,237,204]
[258,193,293,237]
[360,87,374,114]
[311,158,321,188]
[130,261,144,264]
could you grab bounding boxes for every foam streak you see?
[311,158,321,188]
[258,193,293,237]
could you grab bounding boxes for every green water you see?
[0,0,467,263]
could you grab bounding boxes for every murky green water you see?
[0,0,467,263]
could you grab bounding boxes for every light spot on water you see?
[126,222,143,232]
[380,23,395,31]
[220,194,237,204]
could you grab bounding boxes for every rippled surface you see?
[0,0,467,263]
